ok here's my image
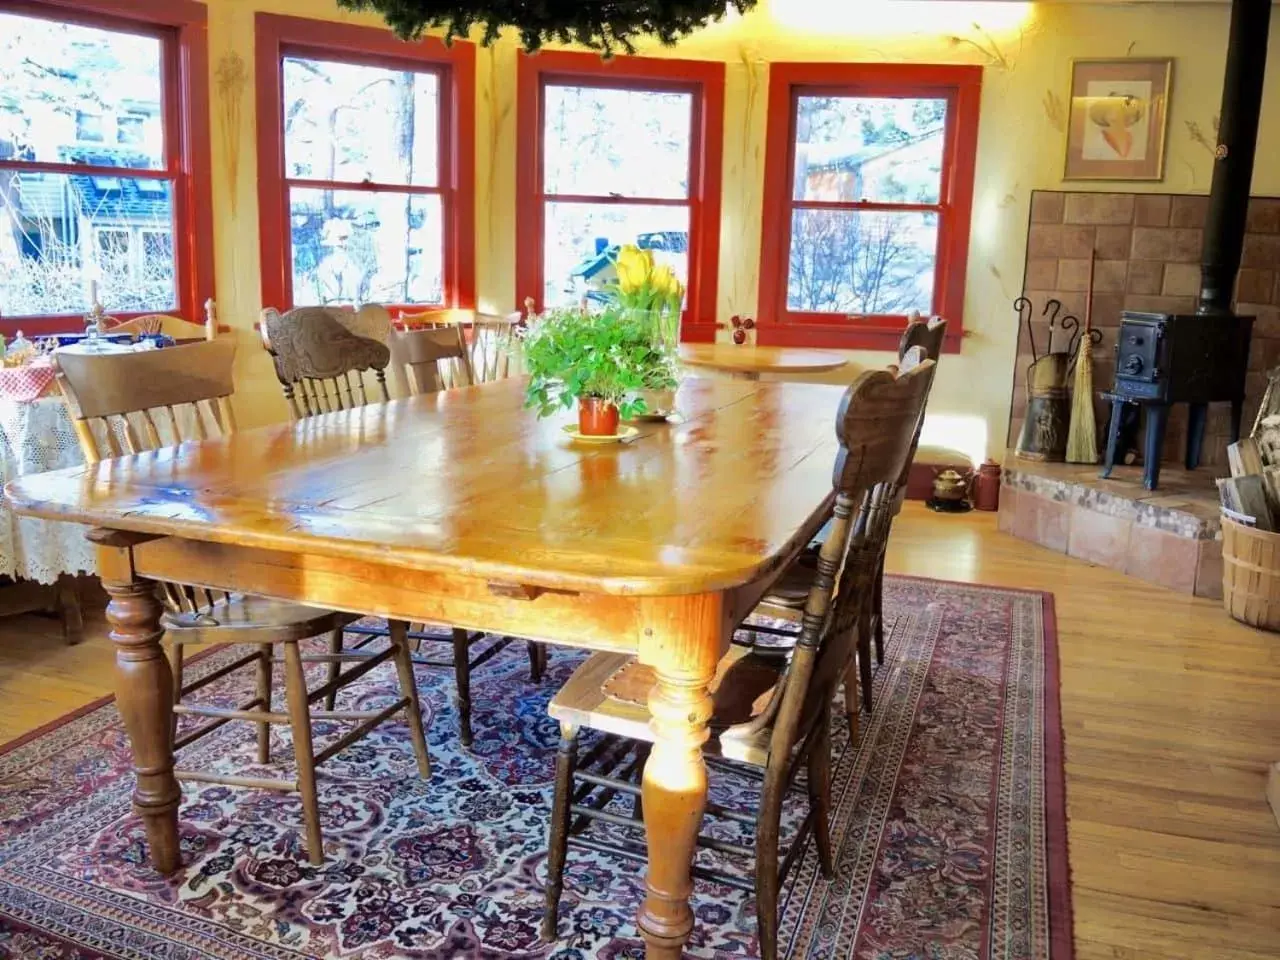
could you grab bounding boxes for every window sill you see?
[756,321,962,354]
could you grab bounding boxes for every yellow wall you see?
[204,0,1280,458]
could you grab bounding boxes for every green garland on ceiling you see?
[335,0,758,55]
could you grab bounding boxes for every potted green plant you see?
[523,306,675,436]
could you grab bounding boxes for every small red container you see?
[972,460,1002,511]
[578,396,620,436]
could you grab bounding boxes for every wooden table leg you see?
[637,596,720,958]
[104,575,182,873]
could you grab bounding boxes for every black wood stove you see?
[1099,0,1269,490]
[1101,311,1253,489]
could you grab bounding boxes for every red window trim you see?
[254,13,476,313]
[515,50,725,343]
[0,0,212,336]
[757,62,981,353]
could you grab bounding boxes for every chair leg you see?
[169,641,185,743]
[452,627,473,748]
[807,704,835,881]
[389,619,431,779]
[858,612,874,714]
[841,656,860,744]
[872,559,886,666]
[283,641,325,866]
[256,645,273,764]
[755,768,785,960]
[542,722,578,942]
[324,624,343,712]
[528,640,547,683]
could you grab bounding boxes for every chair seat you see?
[761,563,816,610]
[163,595,357,645]
[548,646,784,766]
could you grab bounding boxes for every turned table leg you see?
[637,595,720,959]
[104,575,181,873]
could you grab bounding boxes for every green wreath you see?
[336,0,758,55]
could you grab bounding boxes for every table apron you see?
[116,536,748,671]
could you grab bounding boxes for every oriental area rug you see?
[0,577,1071,959]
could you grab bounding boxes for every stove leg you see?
[1143,403,1169,491]
[1230,398,1244,443]
[1185,403,1208,470]
[1101,398,1126,479]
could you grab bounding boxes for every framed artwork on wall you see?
[1064,58,1172,181]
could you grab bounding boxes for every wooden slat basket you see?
[1222,515,1280,631]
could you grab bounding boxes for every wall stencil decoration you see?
[1064,58,1172,181]
[215,52,248,212]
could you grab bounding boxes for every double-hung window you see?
[0,0,211,333]
[256,14,475,312]
[758,63,981,351]
[516,51,724,340]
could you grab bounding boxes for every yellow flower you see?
[614,245,649,294]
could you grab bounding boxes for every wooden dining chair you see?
[55,340,431,866]
[749,339,940,731]
[103,298,220,342]
[388,324,475,396]
[260,306,547,747]
[399,308,524,384]
[541,358,937,960]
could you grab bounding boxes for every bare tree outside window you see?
[786,95,946,317]
[0,12,175,318]
[282,56,443,307]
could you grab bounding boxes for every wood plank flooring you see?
[1,504,1277,957]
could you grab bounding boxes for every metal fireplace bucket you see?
[1015,353,1071,462]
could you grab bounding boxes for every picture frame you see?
[1063,58,1172,181]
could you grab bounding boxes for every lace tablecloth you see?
[0,396,96,584]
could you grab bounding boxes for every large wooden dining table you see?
[6,375,850,958]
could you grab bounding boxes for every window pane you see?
[543,85,692,200]
[787,209,936,316]
[289,188,443,306]
[0,13,165,170]
[793,96,946,204]
[0,170,175,316]
[283,57,439,187]
[543,201,689,309]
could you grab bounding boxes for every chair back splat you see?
[260,306,392,419]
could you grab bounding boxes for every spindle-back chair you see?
[541,357,937,960]
[399,307,524,384]
[55,340,431,865]
[259,306,392,418]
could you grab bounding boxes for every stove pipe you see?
[1199,0,1273,314]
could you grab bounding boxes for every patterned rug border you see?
[0,577,1076,960]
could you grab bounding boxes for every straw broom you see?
[1066,249,1099,463]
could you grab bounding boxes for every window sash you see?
[273,43,455,310]
[0,4,195,327]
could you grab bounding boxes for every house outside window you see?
[757,63,981,352]
[0,0,211,332]
[256,14,476,313]
[516,51,724,340]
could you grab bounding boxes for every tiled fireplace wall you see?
[1010,190,1280,467]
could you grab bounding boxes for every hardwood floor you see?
[1,504,1277,957]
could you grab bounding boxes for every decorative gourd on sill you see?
[335,0,758,54]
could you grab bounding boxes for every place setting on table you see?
[2,251,956,960]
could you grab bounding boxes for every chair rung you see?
[310,709,393,721]
[174,717,230,751]
[176,769,297,792]
[173,701,289,724]
[312,697,408,766]
[276,653,386,664]
[179,649,261,696]
[568,834,755,893]
[306,646,396,707]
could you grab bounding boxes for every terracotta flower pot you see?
[578,396,620,436]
